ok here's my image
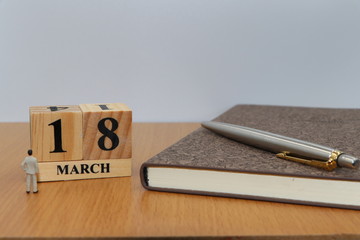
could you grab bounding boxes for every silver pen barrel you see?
[201,121,359,169]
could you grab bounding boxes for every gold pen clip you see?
[276,151,341,171]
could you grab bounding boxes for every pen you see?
[201,121,360,171]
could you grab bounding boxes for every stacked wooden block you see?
[29,103,132,182]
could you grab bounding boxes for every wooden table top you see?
[1,122,360,238]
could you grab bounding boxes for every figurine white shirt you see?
[21,156,39,174]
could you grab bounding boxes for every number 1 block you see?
[79,103,132,160]
[30,106,83,162]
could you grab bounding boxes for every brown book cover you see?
[140,105,360,209]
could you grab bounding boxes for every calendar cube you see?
[30,105,83,162]
[79,103,132,160]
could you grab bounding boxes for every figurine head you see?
[28,149,33,156]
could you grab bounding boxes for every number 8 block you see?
[79,103,132,160]
[30,105,83,162]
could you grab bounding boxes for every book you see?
[140,105,360,210]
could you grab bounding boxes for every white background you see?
[1,0,360,122]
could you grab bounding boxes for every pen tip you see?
[201,121,213,129]
[354,159,360,169]
[337,154,360,169]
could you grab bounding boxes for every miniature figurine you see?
[21,149,39,193]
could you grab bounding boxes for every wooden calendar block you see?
[30,105,83,162]
[37,158,131,182]
[79,103,132,160]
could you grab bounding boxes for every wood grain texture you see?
[80,103,132,160]
[30,105,83,162]
[38,158,131,182]
[1,122,360,238]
